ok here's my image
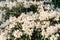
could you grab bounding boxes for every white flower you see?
[37,5,44,12]
[36,2,40,5]
[54,16,59,21]
[48,11,57,19]
[0,13,2,21]
[41,21,50,28]
[56,24,60,29]
[44,0,52,2]
[27,11,33,16]
[5,27,12,33]
[32,1,37,5]
[0,1,5,7]
[36,1,44,5]
[45,26,58,37]
[0,22,9,28]
[44,4,51,10]
[17,0,26,3]
[23,1,30,8]
[22,21,35,29]
[7,1,16,9]
[41,29,46,37]
[35,22,41,28]
[0,31,8,40]
[39,12,49,21]
[0,10,6,21]
[9,16,16,23]
[12,1,16,7]
[7,1,13,9]
[50,35,58,40]
[22,28,33,36]
[8,24,15,28]
[0,35,7,40]
[17,13,27,23]
[29,0,34,5]
[13,30,23,38]
[55,33,59,37]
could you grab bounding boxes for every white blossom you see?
[0,0,60,39]
[13,30,23,38]
[0,35,7,40]
[50,35,58,40]
[23,1,30,8]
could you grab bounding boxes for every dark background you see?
[52,0,60,8]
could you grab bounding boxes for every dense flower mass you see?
[0,0,60,40]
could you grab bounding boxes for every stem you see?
[14,38,16,40]
[44,38,45,40]
[26,8,27,14]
